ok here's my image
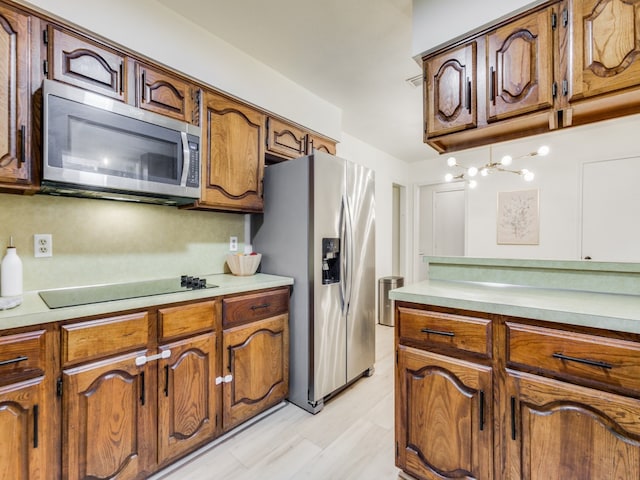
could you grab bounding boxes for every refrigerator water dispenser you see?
[322,237,340,285]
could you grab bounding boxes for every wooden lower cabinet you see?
[222,313,289,431]
[396,345,492,480]
[396,301,640,480]
[62,350,153,480]
[505,370,640,480]
[0,377,45,480]
[158,331,217,465]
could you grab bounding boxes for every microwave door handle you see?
[179,132,190,187]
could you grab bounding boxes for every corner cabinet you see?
[0,3,36,193]
[395,300,640,480]
[192,90,265,212]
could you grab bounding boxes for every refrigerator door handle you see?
[343,194,354,315]
[339,194,348,314]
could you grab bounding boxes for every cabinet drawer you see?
[158,300,216,340]
[223,288,289,328]
[507,322,640,391]
[0,330,46,381]
[398,307,491,357]
[62,312,149,365]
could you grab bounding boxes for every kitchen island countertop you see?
[0,273,293,331]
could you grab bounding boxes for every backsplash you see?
[0,193,244,292]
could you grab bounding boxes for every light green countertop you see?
[0,273,293,331]
[392,256,640,334]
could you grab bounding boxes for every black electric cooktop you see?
[39,276,217,309]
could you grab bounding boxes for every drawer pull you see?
[552,353,613,370]
[250,303,271,311]
[420,328,455,337]
[0,355,28,367]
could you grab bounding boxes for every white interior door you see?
[582,157,640,262]
[416,183,465,281]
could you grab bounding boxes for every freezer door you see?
[345,159,376,382]
[311,153,347,401]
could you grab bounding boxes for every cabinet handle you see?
[465,77,471,112]
[510,396,516,440]
[420,328,455,337]
[164,365,170,397]
[33,404,39,449]
[228,346,233,373]
[141,70,146,102]
[0,355,28,367]
[19,125,26,165]
[479,390,485,431]
[119,62,124,93]
[140,372,145,406]
[552,353,613,370]
[250,303,271,311]
[490,67,496,103]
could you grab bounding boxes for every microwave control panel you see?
[187,138,200,187]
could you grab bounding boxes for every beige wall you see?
[0,194,244,291]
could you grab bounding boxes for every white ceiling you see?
[156,0,439,163]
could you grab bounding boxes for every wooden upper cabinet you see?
[136,62,199,125]
[424,42,477,137]
[307,134,337,155]
[569,0,640,101]
[266,117,307,160]
[197,90,265,212]
[0,4,33,190]
[487,7,555,122]
[47,25,126,101]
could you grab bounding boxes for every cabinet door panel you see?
[158,332,217,464]
[570,0,640,101]
[487,8,554,121]
[266,117,306,159]
[425,42,477,137]
[507,370,640,480]
[0,378,44,480]
[306,134,336,155]
[49,26,126,101]
[63,351,151,480]
[200,91,264,212]
[0,5,31,186]
[396,346,492,480]
[137,63,197,124]
[222,314,289,431]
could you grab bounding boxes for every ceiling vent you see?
[405,73,423,88]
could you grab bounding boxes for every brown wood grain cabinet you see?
[46,25,127,102]
[192,90,265,212]
[423,0,640,153]
[306,133,337,155]
[395,301,640,480]
[0,329,49,480]
[221,288,290,431]
[266,116,307,160]
[0,3,36,193]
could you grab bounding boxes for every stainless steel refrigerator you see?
[251,152,375,413]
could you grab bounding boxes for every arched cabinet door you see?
[396,346,493,480]
[198,90,265,212]
[487,7,554,122]
[570,0,640,101]
[506,370,640,479]
[48,25,126,102]
[424,42,477,137]
[0,4,32,187]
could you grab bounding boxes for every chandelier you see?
[444,145,549,188]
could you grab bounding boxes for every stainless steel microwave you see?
[41,79,201,206]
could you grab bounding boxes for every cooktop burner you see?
[39,276,217,309]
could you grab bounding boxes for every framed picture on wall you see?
[497,189,539,245]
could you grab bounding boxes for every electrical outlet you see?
[34,234,53,258]
[229,236,238,252]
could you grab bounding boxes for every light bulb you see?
[467,166,478,177]
[480,168,489,176]
[447,157,457,167]
[523,170,535,181]
[468,180,478,189]
[500,155,512,166]
[537,145,550,156]
[444,173,454,182]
